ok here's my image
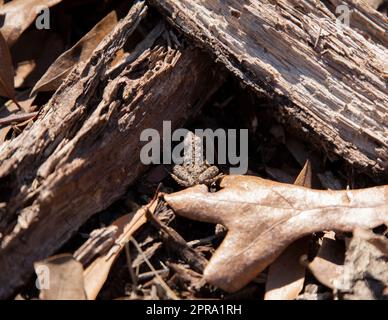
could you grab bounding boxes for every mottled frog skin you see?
[171,131,221,187]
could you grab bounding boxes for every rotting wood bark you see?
[148,0,388,178]
[0,2,223,298]
[329,0,388,48]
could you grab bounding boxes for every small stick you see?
[130,236,179,300]
[146,208,208,273]
[124,241,138,289]
[187,232,227,247]
[0,112,38,126]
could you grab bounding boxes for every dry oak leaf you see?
[32,10,118,95]
[0,0,63,47]
[164,175,388,293]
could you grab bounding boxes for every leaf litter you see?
[1,0,387,300]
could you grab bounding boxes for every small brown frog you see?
[171,131,222,187]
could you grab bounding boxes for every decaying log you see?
[0,2,222,298]
[149,0,388,177]
[329,0,388,47]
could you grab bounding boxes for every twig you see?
[0,112,38,126]
[130,236,179,300]
[138,268,169,281]
[187,232,226,247]
[146,209,208,273]
[124,242,138,288]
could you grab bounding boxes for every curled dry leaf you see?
[164,175,387,292]
[82,198,153,299]
[32,11,118,95]
[34,254,86,300]
[0,0,63,47]
[0,31,15,99]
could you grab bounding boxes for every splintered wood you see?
[149,0,388,176]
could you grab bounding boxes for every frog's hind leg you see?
[198,166,221,185]
[171,173,195,187]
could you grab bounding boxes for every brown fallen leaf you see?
[13,29,65,89]
[36,200,149,300]
[32,11,118,94]
[164,175,387,292]
[0,125,11,144]
[34,254,86,300]
[0,0,63,47]
[0,30,15,99]
[83,198,153,299]
[264,237,309,300]
[306,231,345,290]
[293,160,312,188]
[264,160,312,300]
